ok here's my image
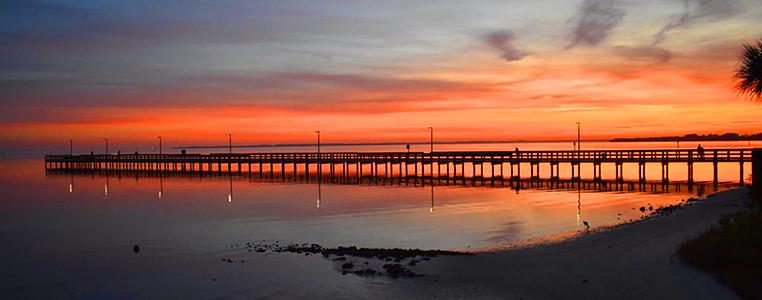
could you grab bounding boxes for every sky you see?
[1,0,761,152]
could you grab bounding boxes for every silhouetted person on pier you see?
[697,144,705,158]
[515,147,519,152]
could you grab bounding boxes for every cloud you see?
[0,71,502,118]
[567,0,625,48]
[613,46,672,63]
[652,0,740,45]
[483,30,527,62]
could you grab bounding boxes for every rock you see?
[133,245,140,253]
[383,263,419,278]
[639,206,646,213]
[353,268,378,276]
[341,262,354,270]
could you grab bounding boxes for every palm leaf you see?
[735,39,762,103]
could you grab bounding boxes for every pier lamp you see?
[428,127,433,153]
[104,138,109,155]
[157,136,162,154]
[69,139,73,156]
[227,133,232,155]
[315,131,321,155]
[576,122,580,151]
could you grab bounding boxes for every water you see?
[0,141,756,298]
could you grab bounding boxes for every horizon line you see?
[172,139,610,149]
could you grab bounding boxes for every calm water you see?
[1,141,757,298]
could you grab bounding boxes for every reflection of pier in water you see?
[45,168,731,194]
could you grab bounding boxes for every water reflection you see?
[158,174,163,200]
[317,179,322,208]
[104,173,109,198]
[228,174,233,204]
[21,160,738,252]
[576,188,581,226]
[430,185,434,213]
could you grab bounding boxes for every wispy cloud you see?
[483,30,527,62]
[652,0,740,46]
[567,0,625,48]
[612,46,672,63]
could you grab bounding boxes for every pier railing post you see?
[753,148,762,192]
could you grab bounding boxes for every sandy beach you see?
[383,188,751,299]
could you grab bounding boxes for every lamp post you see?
[315,131,321,155]
[428,127,433,153]
[227,134,232,155]
[69,139,73,156]
[104,138,109,155]
[157,136,162,155]
[576,122,581,151]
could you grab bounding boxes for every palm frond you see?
[735,39,762,103]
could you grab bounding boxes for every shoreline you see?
[383,187,751,299]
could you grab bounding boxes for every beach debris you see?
[639,206,646,213]
[383,263,420,278]
[133,245,140,253]
[582,221,590,230]
[353,268,378,276]
[648,205,653,211]
[233,241,469,278]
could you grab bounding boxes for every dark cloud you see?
[652,0,740,45]
[483,31,527,62]
[613,46,672,63]
[567,0,625,48]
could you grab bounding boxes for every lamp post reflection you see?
[576,187,582,226]
[69,173,73,193]
[158,175,163,200]
[430,185,434,213]
[316,180,322,208]
[104,173,109,198]
[228,174,233,204]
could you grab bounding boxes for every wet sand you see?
[385,188,750,299]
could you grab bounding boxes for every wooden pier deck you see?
[45,148,758,185]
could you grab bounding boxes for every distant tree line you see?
[611,133,762,142]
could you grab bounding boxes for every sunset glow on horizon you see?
[2,0,762,152]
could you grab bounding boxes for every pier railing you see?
[44,148,750,164]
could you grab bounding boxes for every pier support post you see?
[687,150,693,186]
[753,149,762,192]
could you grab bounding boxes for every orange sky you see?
[1,0,761,152]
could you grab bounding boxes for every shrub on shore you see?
[677,192,762,299]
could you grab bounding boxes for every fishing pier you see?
[45,148,760,186]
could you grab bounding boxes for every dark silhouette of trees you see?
[735,39,762,103]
